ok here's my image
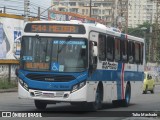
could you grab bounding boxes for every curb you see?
[0,88,18,93]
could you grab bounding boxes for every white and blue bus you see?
[17,20,145,111]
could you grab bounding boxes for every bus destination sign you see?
[24,23,86,34]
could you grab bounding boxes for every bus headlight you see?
[24,83,29,91]
[71,81,86,93]
[19,79,29,91]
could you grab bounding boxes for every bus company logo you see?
[102,61,118,70]
[45,78,55,81]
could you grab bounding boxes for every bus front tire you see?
[34,100,47,110]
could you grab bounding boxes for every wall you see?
[0,17,23,59]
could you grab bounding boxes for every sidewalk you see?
[0,87,17,93]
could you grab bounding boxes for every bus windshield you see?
[21,36,88,72]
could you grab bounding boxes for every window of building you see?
[82,9,85,14]
[69,2,76,6]
[103,10,105,14]
[86,9,88,14]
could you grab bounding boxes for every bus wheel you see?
[89,87,102,111]
[123,83,131,107]
[34,100,47,110]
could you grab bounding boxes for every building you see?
[51,0,115,26]
[51,0,157,29]
[128,0,156,28]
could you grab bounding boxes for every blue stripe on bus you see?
[88,70,144,81]
[18,68,144,92]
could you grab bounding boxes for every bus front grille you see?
[26,73,75,82]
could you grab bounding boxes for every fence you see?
[0,60,19,83]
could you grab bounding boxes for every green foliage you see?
[0,80,17,89]
[127,22,151,38]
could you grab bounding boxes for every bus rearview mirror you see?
[93,46,98,57]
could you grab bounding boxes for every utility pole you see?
[38,7,40,20]
[84,0,97,17]
[151,0,160,62]
[112,0,116,27]
[89,0,92,17]
[117,0,128,33]
[148,4,154,62]
[24,0,30,22]
[3,6,6,13]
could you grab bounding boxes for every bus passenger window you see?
[115,38,120,62]
[98,34,106,61]
[106,36,114,61]
[128,41,135,64]
[135,42,140,64]
[140,43,144,64]
[121,40,128,62]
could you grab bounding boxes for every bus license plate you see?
[43,93,54,98]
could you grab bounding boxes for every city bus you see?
[16,20,145,111]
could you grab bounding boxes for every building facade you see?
[51,0,115,26]
[51,0,157,28]
[128,0,156,28]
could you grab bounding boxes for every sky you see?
[0,0,51,19]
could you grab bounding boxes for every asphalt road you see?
[0,85,160,120]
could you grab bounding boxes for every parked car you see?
[143,72,155,94]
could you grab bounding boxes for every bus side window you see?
[98,34,106,61]
[115,38,120,62]
[120,40,128,62]
[135,42,140,64]
[128,41,135,64]
[106,36,114,61]
[140,43,144,64]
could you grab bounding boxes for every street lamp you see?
[141,27,148,63]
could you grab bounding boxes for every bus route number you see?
[31,25,76,33]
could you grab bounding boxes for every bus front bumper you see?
[18,83,88,102]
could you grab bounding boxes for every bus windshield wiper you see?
[58,36,72,53]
